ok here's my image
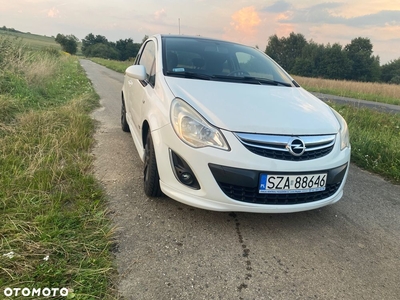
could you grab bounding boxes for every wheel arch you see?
[121,91,126,107]
[142,120,150,148]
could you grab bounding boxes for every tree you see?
[55,34,79,55]
[85,43,119,60]
[266,32,390,83]
[81,33,110,57]
[344,37,381,81]
[292,41,325,77]
[381,58,400,84]
[265,34,284,65]
[284,32,308,73]
[292,58,314,77]
[142,35,149,44]
[115,38,141,61]
[319,43,352,79]
[265,32,307,72]
[81,33,145,60]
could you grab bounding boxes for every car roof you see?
[158,34,245,47]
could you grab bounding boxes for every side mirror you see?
[125,65,146,81]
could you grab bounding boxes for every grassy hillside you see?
[0,28,61,51]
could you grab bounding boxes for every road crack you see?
[229,212,253,294]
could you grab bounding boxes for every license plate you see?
[259,173,327,194]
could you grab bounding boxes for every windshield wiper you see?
[211,75,292,87]
[211,75,262,85]
[166,71,211,80]
[165,72,292,87]
[257,78,292,87]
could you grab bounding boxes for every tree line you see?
[265,32,400,84]
[55,31,400,84]
[1,26,22,33]
[55,33,148,61]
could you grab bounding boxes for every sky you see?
[1,0,400,64]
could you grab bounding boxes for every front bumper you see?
[152,125,351,213]
[209,163,347,205]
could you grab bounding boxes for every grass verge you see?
[1,37,116,299]
[89,58,132,73]
[329,103,400,183]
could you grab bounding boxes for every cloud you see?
[347,10,400,27]
[230,6,261,35]
[279,3,400,28]
[262,0,292,13]
[47,7,60,18]
[280,2,344,24]
[154,8,166,20]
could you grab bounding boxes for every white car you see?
[121,34,351,213]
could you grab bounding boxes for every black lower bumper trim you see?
[209,163,347,205]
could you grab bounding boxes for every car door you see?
[125,40,156,142]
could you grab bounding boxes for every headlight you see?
[170,98,230,150]
[331,109,350,150]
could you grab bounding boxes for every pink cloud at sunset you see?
[231,6,261,35]
[47,7,60,18]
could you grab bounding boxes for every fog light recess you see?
[170,150,200,189]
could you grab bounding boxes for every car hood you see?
[164,77,339,135]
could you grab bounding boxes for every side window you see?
[138,41,156,86]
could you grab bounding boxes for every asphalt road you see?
[80,59,400,300]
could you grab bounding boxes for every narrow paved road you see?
[81,60,400,300]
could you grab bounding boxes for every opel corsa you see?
[121,34,351,213]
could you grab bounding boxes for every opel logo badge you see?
[286,138,306,156]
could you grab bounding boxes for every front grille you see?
[235,133,336,161]
[243,144,333,161]
[218,182,342,205]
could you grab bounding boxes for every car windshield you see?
[162,36,294,87]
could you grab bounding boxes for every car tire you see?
[143,132,163,197]
[121,98,130,132]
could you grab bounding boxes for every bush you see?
[389,75,400,85]
[55,34,78,55]
[85,43,119,60]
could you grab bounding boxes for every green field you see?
[0,29,61,50]
[0,28,84,55]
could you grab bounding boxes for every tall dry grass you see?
[293,75,400,105]
[0,36,61,86]
[24,51,62,85]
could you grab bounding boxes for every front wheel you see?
[143,132,162,197]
